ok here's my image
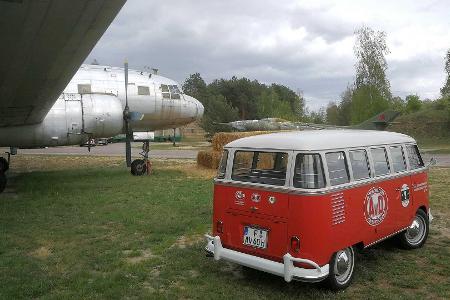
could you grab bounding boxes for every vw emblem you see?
[235,191,245,200]
[251,193,261,203]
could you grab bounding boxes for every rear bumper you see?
[205,235,329,283]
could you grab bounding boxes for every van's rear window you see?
[231,151,288,186]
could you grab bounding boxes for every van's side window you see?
[232,151,288,186]
[406,145,424,169]
[293,154,325,189]
[390,146,406,173]
[349,149,370,180]
[217,150,228,179]
[371,148,390,176]
[326,152,350,186]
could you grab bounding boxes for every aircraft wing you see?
[0,0,126,127]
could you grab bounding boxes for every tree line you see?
[183,26,450,133]
[182,74,304,134]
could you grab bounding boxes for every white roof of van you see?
[225,130,416,151]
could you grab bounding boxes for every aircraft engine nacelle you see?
[81,94,123,138]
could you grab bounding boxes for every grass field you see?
[0,157,449,299]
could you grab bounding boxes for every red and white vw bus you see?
[205,130,432,290]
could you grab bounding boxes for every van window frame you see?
[217,142,425,192]
[388,145,407,174]
[369,146,391,177]
[228,148,292,187]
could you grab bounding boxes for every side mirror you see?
[427,157,437,168]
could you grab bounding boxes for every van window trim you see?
[325,150,350,186]
[228,148,292,187]
[388,145,408,174]
[348,148,371,182]
[216,144,427,193]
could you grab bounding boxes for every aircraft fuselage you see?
[0,64,204,147]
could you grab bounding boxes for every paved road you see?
[0,143,198,159]
[1,145,449,166]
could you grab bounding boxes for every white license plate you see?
[243,226,268,249]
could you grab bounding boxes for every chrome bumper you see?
[205,235,329,283]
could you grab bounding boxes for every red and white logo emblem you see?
[364,187,388,226]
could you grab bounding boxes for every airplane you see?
[218,110,400,132]
[0,0,204,193]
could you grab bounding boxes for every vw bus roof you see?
[224,130,415,151]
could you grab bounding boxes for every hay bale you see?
[197,150,222,169]
[211,131,272,152]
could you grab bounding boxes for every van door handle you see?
[250,206,258,212]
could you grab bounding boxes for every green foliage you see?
[350,85,390,124]
[354,26,391,99]
[405,94,422,113]
[326,102,339,125]
[441,49,450,97]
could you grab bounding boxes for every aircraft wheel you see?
[325,246,355,290]
[397,209,429,249]
[0,171,6,193]
[0,157,9,172]
[131,159,147,176]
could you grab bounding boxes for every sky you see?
[86,0,450,111]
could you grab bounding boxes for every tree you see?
[337,86,353,125]
[354,26,391,99]
[405,94,422,113]
[441,49,450,97]
[351,26,391,124]
[326,102,339,125]
[182,73,208,101]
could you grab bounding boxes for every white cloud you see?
[87,0,450,111]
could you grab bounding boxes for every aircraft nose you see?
[184,95,204,120]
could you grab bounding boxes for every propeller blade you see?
[125,131,132,167]
[124,60,132,167]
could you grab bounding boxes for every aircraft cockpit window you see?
[138,86,150,96]
[161,84,171,99]
[160,84,182,99]
[169,85,181,99]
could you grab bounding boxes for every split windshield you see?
[231,151,288,186]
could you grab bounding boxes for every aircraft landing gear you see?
[130,141,152,176]
[0,157,8,172]
[0,170,6,193]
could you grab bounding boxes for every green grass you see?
[0,164,449,299]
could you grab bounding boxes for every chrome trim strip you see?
[216,168,427,196]
[364,227,409,248]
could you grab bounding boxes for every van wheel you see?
[326,246,355,290]
[131,159,147,176]
[398,209,429,249]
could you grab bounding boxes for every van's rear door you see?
[218,184,290,260]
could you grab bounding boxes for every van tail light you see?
[290,236,300,252]
[216,220,224,233]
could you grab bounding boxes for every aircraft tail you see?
[351,110,401,130]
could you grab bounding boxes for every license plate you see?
[243,226,268,249]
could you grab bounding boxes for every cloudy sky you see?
[87,0,450,110]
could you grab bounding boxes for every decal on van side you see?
[235,191,245,206]
[364,187,388,226]
[401,184,410,207]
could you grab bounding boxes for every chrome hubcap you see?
[334,247,354,284]
[406,215,426,245]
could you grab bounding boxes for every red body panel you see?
[212,171,429,267]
